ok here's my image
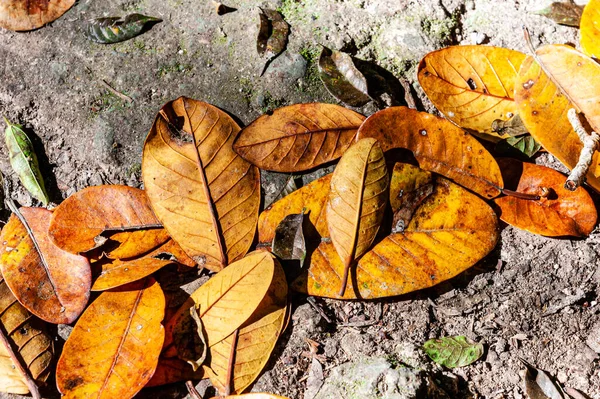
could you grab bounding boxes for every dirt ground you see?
[0,0,599,398]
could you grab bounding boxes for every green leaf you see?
[3,118,49,205]
[496,135,542,158]
[318,46,371,107]
[84,14,162,44]
[422,336,483,368]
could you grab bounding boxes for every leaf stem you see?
[224,328,239,396]
[185,381,203,399]
[0,325,41,399]
[500,188,540,200]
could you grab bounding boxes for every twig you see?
[565,108,600,190]
[306,296,332,323]
[224,329,239,396]
[100,79,134,103]
[186,380,203,399]
[499,188,540,201]
[399,77,417,110]
[0,327,41,399]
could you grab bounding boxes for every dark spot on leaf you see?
[467,78,477,90]
[64,376,84,390]
[522,79,535,89]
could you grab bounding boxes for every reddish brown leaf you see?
[0,0,75,31]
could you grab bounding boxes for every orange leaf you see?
[494,160,597,237]
[418,45,527,137]
[357,106,503,198]
[142,97,260,272]
[49,185,163,255]
[144,357,204,388]
[56,277,165,399]
[292,178,499,299]
[233,103,365,172]
[104,229,171,259]
[0,0,75,31]
[219,394,290,399]
[0,207,91,324]
[581,0,600,59]
[514,56,600,193]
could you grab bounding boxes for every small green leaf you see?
[496,135,542,158]
[3,117,49,206]
[85,14,162,44]
[422,336,483,368]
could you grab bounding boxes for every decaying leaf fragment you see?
[257,8,289,74]
[535,2,583,27]
[389,163,434,233]
[423,336,484,368]
[327,138,389,296]
[220,394,290,399]
[0,270,53,395]
[4,118,49,205]
[318,47,371,107]
[173,305,208,372]
[418,46,527,138]
[142,97,260,272]
[84,14,161,44]
[0,0,75,31]
[56,278,165,399]
[272,210,307,267]
[0,207,91,324]
[581,0,600,58]
[495,135,542,158]
[521,358,564,399]
[234,103,365,172]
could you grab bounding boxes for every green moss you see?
[421,15,458,43]
[157,61,193,78]
[277,0,319,23]
[239,77,256,104]
[127,162,142,177]
[89,90,133,118]
[260,92,285,113]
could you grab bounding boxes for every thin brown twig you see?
[500,188,540,201]
[224,329,239,396]
[100,79,134,103]
[185,380,203,399]
[0,326,41,399]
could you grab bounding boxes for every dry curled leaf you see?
[495,135,542,158]
[233,103,365,172]
[257,8,289,74]
[418,45,527,138]
[357,106,504,199]
[173,305,208,372]
[163,251,277,354]
[56,277,165,399]
[327,138,388,296]
[272,211,307,267]
[219,394,290,399]
[49,185,162,255]
[84,14,162,44]
[581,0,600,59]
[0,207,91,324]
[493,160,597,237]
[205,260,287,395]
[0,271,53,395]
[535,2,583,27]
[292,178,499,299]
[318,46,371,107]
[514,56,600,192]
[0,0,75,31]
[521,358,565,399]
[142,97,260,272]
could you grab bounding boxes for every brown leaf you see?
[389,163,434,233]
[104,229,171,259]
[173,306,208,372]
[48,185,163,255]
[357,106,504,199]
[233,103,365,172]
[142,97,260,272]
[292,178,499,299]
[581,0,600,58]
[535,2,583,27]
[418,45,527,138]
[0,270,53,395]
[327,138,389,296]
[56,277,165,399]
[318,46,371,107]
[272,211,307,266]
[0,207,91,324]
[257,8,289,74]
[494,160,597,237]
[0,0,75,31]
[219,394,291,399]
[144,357,205,388]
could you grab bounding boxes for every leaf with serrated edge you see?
[163,251,276,354]
[292,178,499,299]
[0,207,91,324]
[143,97,260,272]
[233,103,365,172]
[205,261,287,395]
[49,185,163,255]
[515,56,600,193]
[418,46,527,138]
[56,277,165,399]
[423,336,483,368]
[0,0,75,31]
[581,0,600,59]
[357,106,503,199]
[494,160,597,237]
[0,270,53,394]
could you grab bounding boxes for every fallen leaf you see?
[0,207,91,324]
[389,163,434,233]
[357,106,504,199]
[84,14,161,44]
[219,394,290,399]
[0,270,53,395]
[423,336,484,368]
[233,103,365,172]
[257,9,289,74]
[418,45,527,137]
[535,2,583,27]
[103,229,171,259]
[163,251,277,354]
[318,46,371,107]
[0,0,75,31]
[56,277,165,399]
[144,357,205,388]
[4,118,49,205]
[514,56,600,192]
[272,211,307,267]
[264,174,299,209]
[327,138,389,295]
[258,174,331,245]
[49,185,163,255]
[521,358,564,399]
[491,113,529,137]
[142,97,260,272]
[495,135,542,158]
[292,178,499,299]
[493,160,597,237]
[581,0,600,58]
[173,305,208,372]
[205,260,287,395]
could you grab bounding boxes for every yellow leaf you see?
[581,0,600,58]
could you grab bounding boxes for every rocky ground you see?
[0,0,599,398]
